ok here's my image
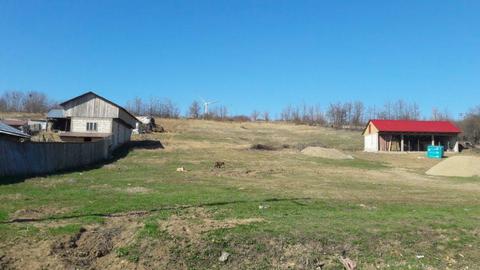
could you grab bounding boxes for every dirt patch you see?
[0,193,25,201]
[426,156,480,177]
[250,144,277,151]
[51,227,118,268]
[0,215,142,270]
[0,240,62,270]
[160,208,264,243]
[10,206,70,221]
[301,147,354,160]
[51,216,141,269]
[115,186,152,194]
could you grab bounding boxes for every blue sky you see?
[0,0,478,118]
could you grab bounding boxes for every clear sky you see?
[0,0,478,118]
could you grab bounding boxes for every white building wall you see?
[364,134,379,152]
[70,117,113,133]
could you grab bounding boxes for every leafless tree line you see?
[187,100,229,120]
[125,96,180,118]
[274,100,449,129]
[279,104,326,125]
[0,90,56,113]
[458,106,480,144]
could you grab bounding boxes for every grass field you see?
[0,119,479,269]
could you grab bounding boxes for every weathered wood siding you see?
[118,109,137,128]
[63,93,119,118]
[111,120,132,149]
[0,140,109,177]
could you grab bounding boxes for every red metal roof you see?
[370,119,461,134]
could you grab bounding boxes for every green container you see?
[427,145,444,159]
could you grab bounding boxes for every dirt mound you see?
[426,156,480,177]
[52,227,119,269]
[301,147,354,160]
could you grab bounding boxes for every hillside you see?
[0,119,479,269]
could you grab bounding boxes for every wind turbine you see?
[201,98,218,116]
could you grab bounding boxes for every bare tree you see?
[188,100,202,119]
[0,97,6,112]
[281,105,293,121]
[351,101,365,126]
[431,107,451,121]
[158,99,180,118]
[251,110,260,121]
[1,91,25,112]
[263,111,270,122]
[126,97,144,115]
[219,105,228,120]
[125,96,180,118]
[23,91,50,113]
[459,106,480,143]
[326,103,347,128]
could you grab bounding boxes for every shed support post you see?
[431,135,435,146]
[401,134,404,152]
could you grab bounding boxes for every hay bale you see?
[301,147,354,160]
[426,156,480,177]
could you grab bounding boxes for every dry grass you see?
[0,118,479,269]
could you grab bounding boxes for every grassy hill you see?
[0,119,479,269]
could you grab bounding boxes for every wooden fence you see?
[0,139,109,177]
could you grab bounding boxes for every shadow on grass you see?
[0,140,164,185]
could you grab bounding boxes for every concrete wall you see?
[71,117,113,133]
[0,139,109,177]
[364,134,379,152]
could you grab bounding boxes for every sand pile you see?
[301,147,354,160]
[426,156,480,177]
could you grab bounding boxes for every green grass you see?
[0,119,479,269]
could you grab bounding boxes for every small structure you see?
[0,122,31,142]
[0,119,29,134]
[28,119,48,133]
[133,116,156,134]
[47,91,138,149]
[363,120,461,152]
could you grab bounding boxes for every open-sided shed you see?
[363,119,461,152]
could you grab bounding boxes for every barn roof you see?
[369,119,461,134]
[60,91,137,120]
[0,122,31,138]
[47,109,66,118]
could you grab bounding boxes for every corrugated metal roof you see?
[370,119,461,134]
[0,122,31,138]
[47,109,65,118]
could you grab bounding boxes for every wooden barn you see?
[47,91,138,149]
[363,120,461,152]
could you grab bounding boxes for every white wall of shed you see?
[364,134,379,152]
